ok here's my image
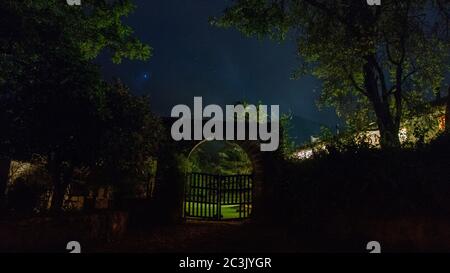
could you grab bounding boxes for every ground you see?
[90,221,302,253]
[7,212,443,252]
[0,218,304,253]
[3,217,436,252]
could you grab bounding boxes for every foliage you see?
[188,141,253,175]
[0,0,151,66]
[214,0,450,148]
[310,102,446,154]
[90,80,163,194]
[271,134,450,226]
[1,47,108,171]
[400,102,445,146]
[0,0,152,161]
[2,67,163,210]
[6,156,50,214]
[0,0,155,211]
[279,112,299,158]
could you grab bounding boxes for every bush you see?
[272,134,450,225]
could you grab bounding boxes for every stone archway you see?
[154,118,278,223]
[182,139,271,222]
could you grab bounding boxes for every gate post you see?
[216,175,222,221]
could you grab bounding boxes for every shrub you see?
[272,134,450,225]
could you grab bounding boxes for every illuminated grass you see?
[184,202,251,219]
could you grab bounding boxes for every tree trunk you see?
[363,57,401,149]
[0,158,11,206]
[48,156,65,213]
[373,100,400,148]
[50,172,65,213]
[377,117,401,148]
[446,86,450,134]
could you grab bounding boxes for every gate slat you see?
[184,173,188,217]
[200,173,203,217]
[195,173,199,217]
[248,175,251,217]
[218,176,221,220]
[231,176,234,204]
[244,177,250,217]
[235,176,239,204]
[188,173,191,217]
[183,172,253,220]
[247,176,251,217]
[206,174,210,218]
[238,175,242,219]
[199,173,202,218]
[210,174,213,218]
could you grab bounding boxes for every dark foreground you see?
[0,217,363,253]
[5,216,450,253]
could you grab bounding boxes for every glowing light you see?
[295,149,314,160]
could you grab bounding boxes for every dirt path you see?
[91,221,301,253]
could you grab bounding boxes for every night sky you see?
[98,0,340,142]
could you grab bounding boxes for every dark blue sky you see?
[98,0,340,132]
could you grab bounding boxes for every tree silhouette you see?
[0,0,153,209]
[214,0,449,148]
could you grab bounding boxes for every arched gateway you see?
[158,118,279,223]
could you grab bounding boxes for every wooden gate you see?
[183,173,253,220]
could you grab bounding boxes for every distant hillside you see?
[286,115,328,145]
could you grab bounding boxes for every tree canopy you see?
[188,141,253,175]
[0,0,153,159]
[214,0,450,148]
[0,0,151,64]
[0,0,158,210]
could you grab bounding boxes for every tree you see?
[446,85,450,134]
[2,48,109,211]
[89,80,163,200]
[0,0,151,66]
[2,57,162,212]
[189,141,253,175]
[214,0,450,148]
[0,0,152,208]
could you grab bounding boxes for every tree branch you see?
[348,73,368,97]
[302,0,362,37]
